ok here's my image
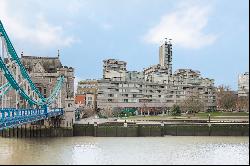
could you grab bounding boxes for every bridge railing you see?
[0,108,45,120]
[0,108,64,129]
[0,108,64,120]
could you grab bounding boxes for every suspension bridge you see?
[0,20,65,130]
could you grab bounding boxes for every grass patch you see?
[196,112,249,117]
[122,111,249,121]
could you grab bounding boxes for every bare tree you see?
[180,93,205,114]
[99,107,113,118]
[81,107,95,118]
[141,99,150,116]
[236,96,249,112]
[216,85,237,112]
[112,107,122,117]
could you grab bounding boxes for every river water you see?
[0,136,248,165]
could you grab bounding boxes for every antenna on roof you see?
[169,39,172,44]
[57,49,60,58]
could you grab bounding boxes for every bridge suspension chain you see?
[0,20,65,108]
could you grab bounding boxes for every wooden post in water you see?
[32,126,35,137]
[20,125,23,138]
[16,126,19,138]
[12,127,15,138]
[4,129,6,138]
[29,126,32,138]
[8,128,10,138]
[39,124,42,138]
[24,124,27,138]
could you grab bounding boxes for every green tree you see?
[170,105,181,116]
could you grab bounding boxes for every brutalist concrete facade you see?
[238,72,249,97]
[97,69,216,114]
[96,39,216,114]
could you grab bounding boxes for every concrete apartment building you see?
[159,38,173,75]
[238,72,249,97]
[76,79,98,109]
[103,59,127,79]
[95,39,216,115]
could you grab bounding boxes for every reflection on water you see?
[0,136,248,165]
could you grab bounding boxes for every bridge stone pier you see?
[61,98,76,128]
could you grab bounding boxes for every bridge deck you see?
[0,108,64,130]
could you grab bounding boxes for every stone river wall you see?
[0,123,249,138]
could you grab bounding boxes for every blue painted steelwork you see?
[0,20,65,106]
[0,84,12,98]
[0,82,10,90]
[0,108,64,130]
[0,21,66,130]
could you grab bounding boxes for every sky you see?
[0,0,249,91]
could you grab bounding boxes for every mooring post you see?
[161,121,165,137]
[208,123,212,136]
[94,122,98,137]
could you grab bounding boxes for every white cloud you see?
[102,23,113,30]
[144,2,217,49]
[0,0,77,49]
[66,0,86,15]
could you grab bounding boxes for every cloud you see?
[66,0,86,15]
[144,1,217,49]
[101,23,113,30]
[0,0,77,49]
